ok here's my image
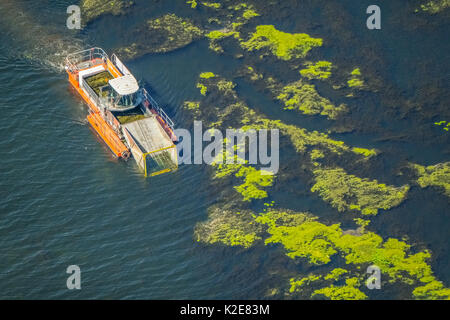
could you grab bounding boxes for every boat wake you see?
[0,0,85,72]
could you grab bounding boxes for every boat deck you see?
[122,116,177,174]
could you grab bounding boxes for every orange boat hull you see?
[67,70,129,158]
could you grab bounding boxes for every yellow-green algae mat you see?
[186,72,450,300]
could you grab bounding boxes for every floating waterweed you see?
[300,61,333,80]
[352,147,378,157]
[347,68,365,88]
[186,0,198,9]
[241,25,323,60]
[311,167,409,215]
[81,0,134,24]
[194,207,262,248]
[411,162,450,197]
[199,72,216,79]
[417,0,450,14]
[276,79,347,119]
[115,14,203,59]
[312,278,367,300]
[197,83,208,96]
[201,2,221,9]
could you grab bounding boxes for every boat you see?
[65,47,178,177]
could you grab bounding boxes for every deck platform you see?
[122,116,177,175]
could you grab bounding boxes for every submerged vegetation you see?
[179,70,450,299]
[416,0,450,14]
[276,80,347,119]
[300,61,333,80]
[241,25,323,60]
[116,14,203,59]
[412,162,450,197]
[194,207,262,248]
[81,0,134,24]
[311,167,410,215]
[434,120,450,132]
[347,68,365,89]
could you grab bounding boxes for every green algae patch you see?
[413,280,450,300]
[434,120,450,132]
[115,14,203,59]
[241,25,323,60]
[200,3,260,54]
[255,208,449,299]
[242,9,260,20]
[289,274,322,293]
[186,0,198,9]
[352,147,378,158]
[206,30,239,40]
[212,147,275,202]
[199,72,216,79]
[183,101,201,118]
[234,167,274,201]
[324,268,348,281]
[81,0,134,24]
[194,207,262,248]
[276,80,347,119]
[242,65,347,120]
[201,2,221,9]
[417,0,450,14]
[412,162,450,197]
[300,61,333,80]
[190,72,367,157]
[197,83,208,96]
[311,167,409,215]
[312,278,367,300]
[347,68,365,88]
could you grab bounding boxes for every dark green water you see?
[0,0,448,299]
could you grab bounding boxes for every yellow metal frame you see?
[143,144,178,177]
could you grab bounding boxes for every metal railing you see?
[81,79,101,108]
[141,88,175,130]
[66,47,108,73]
[111,53,131,76]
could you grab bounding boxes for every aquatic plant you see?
[199,72,216,79]
[212,146,275,202]
[289,274,322,293]
[187,71,447,295]
[194,207,262,248]
[300,61,333,80]
[312,278,367,300]
[240,25,323,60]
[351,147,378,157]
[311,167,409,215]
[206,30,239,40]
[242,9,260,20]
[413,279,450,299]
[81,0,134,24]
[115,14,203,59]
[324,268,348,281]
[244,66,263,81]
[234,167,275,201]
[201,2,221,9]
[416,0,450,14]
[434,120,450,132]
[256,209,450,299]
[182,101,201,119]
[347,68,365,88]
[276,80,347,119]
[411,162,450,197]
[186,0,198,9]
[197,83,208,96]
